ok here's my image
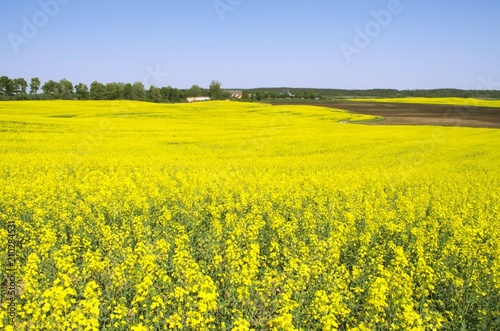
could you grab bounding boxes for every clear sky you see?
[1,0,499,90]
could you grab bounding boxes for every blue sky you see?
[1,0,499,89]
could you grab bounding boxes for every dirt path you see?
[271,101,500,128]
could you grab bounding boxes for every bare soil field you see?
[271,101,500,128]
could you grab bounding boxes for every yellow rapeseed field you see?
[348,97,500,108]
[0,100,499,330]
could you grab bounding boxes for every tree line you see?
[0,76,229,102]
[1,75,499,102]
[244,88,500,100]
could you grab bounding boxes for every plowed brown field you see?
[271,101,500,128]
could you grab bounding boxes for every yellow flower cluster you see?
[0,100,499,330]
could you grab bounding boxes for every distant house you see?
[187,96,211,103]
[225,90,243,99]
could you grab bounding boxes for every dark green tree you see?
[188,84,202,97]
[59,78,74,98]
[75,83,89,100]
[0,76,14,96]
[90,81,106,100]
[149,86,162,103]
[13,78,28,95]
[105,82,123,100]
[131,82,145,100]
[209,80,223,100]
[41,80,60,98]
[161,86,184,103]
[122,83,132,100]
[30,77,41,96]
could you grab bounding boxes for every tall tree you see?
[209,80,223,100]
[149,86,162,103]
[161,86,173,102]
[131,82,145,100]
[12,78,28,95]
[75,83,89,100]
[0,76,14,96]
[161,86,183,103]
[41,80,60,98]
[188,84,202,97]
[30,77,41,95]
[105,82,123,100]
[90,81,106,100]
[59,78,74,98]
[123,83,133,100]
